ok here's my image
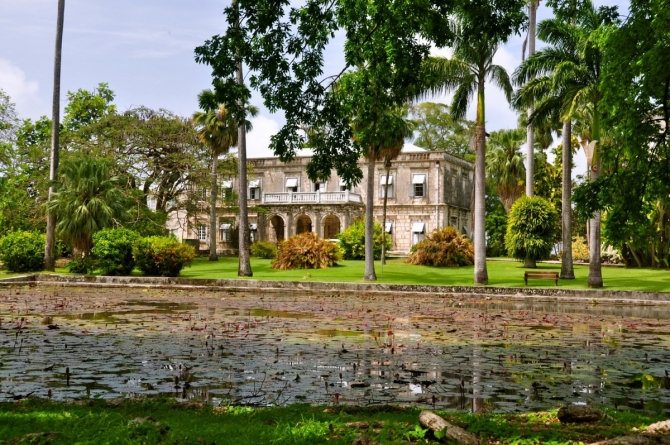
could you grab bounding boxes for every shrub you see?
[570,236,590,262]
[92,228,141,276]
[0,231,45,272]
[336,218,391,260]
[67,255,95,274]
[505,196,559,262]
[132,236,196,277]
[406,226,474,267]
[272,232,341,270]
[251,241,277,259]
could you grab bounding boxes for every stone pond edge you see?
[1,274,669,305]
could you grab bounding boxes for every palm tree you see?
[524,0,539,198]
[45,0,66,271]
[486,128,526,214]
[46,155,127,257]
[193,91,257,262]
[379,108,414,265]
[421,36,514,285]
[514,2,615,286]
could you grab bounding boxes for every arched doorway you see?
[295,214,312,234]
[322,214,341,239]
[269,215,285,243]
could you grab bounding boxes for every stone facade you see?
[168,144,474,254]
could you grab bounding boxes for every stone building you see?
[167,144,474,254]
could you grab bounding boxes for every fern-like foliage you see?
[406,226,474,267]
[272,233,341,270]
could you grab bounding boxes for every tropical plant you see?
[337,218,391,261]
[272,232,341,270]
[193,90,257,262]
[0,231,45,272]
[91,228,140,276]
[505,196,559,266]
[251,241,277,259]
[486,128,526,213]
[409,102,475,160]
[420,30,515,284]
[46,155,128,257]
[406,226,474,267]
[132,236,196,277]
[514,1,619,286]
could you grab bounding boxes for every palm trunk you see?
[380,160,391,265]
[363,155,377,280]
[474,82,488,285]
[45,0,65,271]
[235,2,252,277]
[560,120,575,279]
[587,111,603,287]
[209,153,219,261]
[525,0,537,198]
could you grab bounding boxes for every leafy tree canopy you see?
[409,102,474,160]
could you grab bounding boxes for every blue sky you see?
[0,0,625,173]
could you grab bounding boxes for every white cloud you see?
[0,59,44,119]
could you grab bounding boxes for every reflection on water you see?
[0,285,669,414]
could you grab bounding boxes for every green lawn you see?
[2,257,668,293]
[175,256,670,293]
[0,399,664,445]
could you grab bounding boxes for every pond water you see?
[1,285,669,414]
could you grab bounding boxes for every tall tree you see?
[486,128,526,214]
[193,90,257,262]
[45,0,65,271]
[409,102,474,159]
[515,1,618,286]
[421,37,516,285]
[524,0,539,198]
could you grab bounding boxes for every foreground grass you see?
[0,399,664,445]
[2,257,668,293]
[176,257,670,293]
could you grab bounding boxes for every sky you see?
[0,0,626,175]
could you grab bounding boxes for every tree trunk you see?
[380,160,391,265]
[587,160,603,287]
[560,119,575,279]
[419,411,479,445]
[524,257,537,268]
[363,156,377,280]
[525,0,537,199]
[45,0,65,272]
[587,111,602,288]
[474,125,488,285]
[209,153,219,261]
[235,4,252,277]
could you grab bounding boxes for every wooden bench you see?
[524,271,559,286]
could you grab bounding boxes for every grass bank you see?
[0,399,664,445]
[175,257,670,293]
[2,257,668,293]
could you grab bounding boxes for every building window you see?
[197,225,207,241]
[385,221,393,234]
[410,174,426,198]
[248,179,261,200]
[411,222,425,245]
[199,188,207,200]
[285,177,298,192]
[339,177,351,192]
[313,181,326,192]
[249,223,258,243]
[221,179,233,199]
[219,223,232,242]
[380,175,394,198]
[450,216,458,227]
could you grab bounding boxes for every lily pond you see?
[1,285,669,414]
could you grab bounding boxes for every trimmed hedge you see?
[251,241,277,259]
[132,236,195,277]
[0,231,45,272]
[92,228,141,276]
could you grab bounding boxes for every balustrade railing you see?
[262,191,362,204]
